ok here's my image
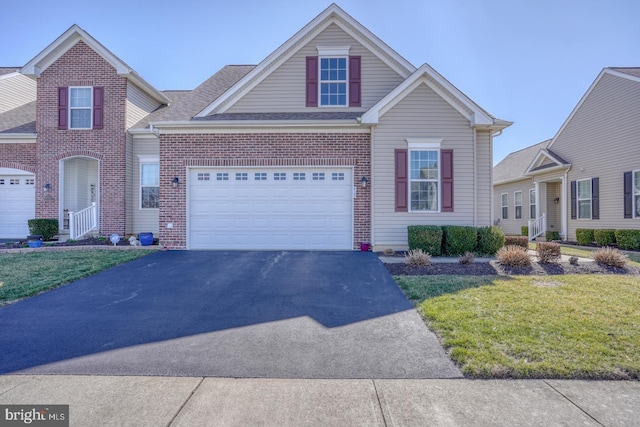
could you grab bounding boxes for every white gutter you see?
[0,133,37,142]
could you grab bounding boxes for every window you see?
[501,193,508,220]
[529,189,536,219]
[235,172,248,181]
[514,191,522,220]
[312,172,325,181]
[69,87,92,129]
[10,179,19,185]
[577,178,592,219]
[320,58,347,106]
[274,173,286,181]
[293,172,306,180]
[216,173,229,181]
[140,164,159,209]
[254,172,267,181]
[332,172,345,181]
[410,150,439,211]
[26,178,35,185]
[634,171,640,217]
[197,173,210,181]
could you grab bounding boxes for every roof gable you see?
[21,24,169,104]
[493,139,550,184]
[523,148,570,175]
[196,3,416,117]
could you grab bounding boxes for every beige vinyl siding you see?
[126,82,162,129]
[227,23,404,113]
[549,73,640,240]
[0,73,36,114]
[132,137,159,235]
[125,133,134,234]
[372,83,479,249]
[493,179,535,236]
[475,130,492,226]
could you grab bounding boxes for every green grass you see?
[0,250,156,306]
[396,274,640,379]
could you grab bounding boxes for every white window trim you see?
[633,170,640,218]
[140,161,159,210]
[577,178,592,220]
[69,86,93,129]
[514,191,522,220]
[318,56,349,108]
[407,138,443,149]
[529,189,536,219]
[501,193,508,220]
[316,46,351,56]
[408,148,441,213]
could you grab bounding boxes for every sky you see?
[1,0,637,164]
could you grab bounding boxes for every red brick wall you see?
[0,144,37,172]
[35,41,128,235]
[159,132,371,249]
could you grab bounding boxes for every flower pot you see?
[28,240,43,248]
[360,242,370,252]
[138,232,154,246]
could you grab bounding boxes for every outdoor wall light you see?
[554,197,560,204]
[172,177,179,188]
[43,183,51,192]
[361,176,368,188]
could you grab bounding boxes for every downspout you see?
[473,127,477,227]
[369,125,375,250]
[562,165,572,241]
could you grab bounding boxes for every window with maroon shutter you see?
[394,149,408,212]
[93,87,104,129]
[441,149,454,212]
[570,180,577,219]
[623,171,633,218]
[349,56,361,107]
[306,56,318,107]
[58,87,68,130]
[591,177,599,219]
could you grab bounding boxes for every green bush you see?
[614,229,640,250]
[521,226,528,237]
[575,229,594,246]
[504,235,529,249]
[545,230,560,241]
[27,219,59,241]
[407,225,443,256]
[476,226,505,256]
[594,229,616,247]
[442,225,477,256]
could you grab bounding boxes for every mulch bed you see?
[385,261,640,276]
[0,237,159,249]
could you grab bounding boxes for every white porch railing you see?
[528,213,546,241]
[68,202,98,240]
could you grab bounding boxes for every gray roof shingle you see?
[194,112,362,121]
[610,67,640,78]
[0,101,36,133]
[493,139,550,184]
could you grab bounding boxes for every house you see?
[493,67,640,241]
[0,4,510,250]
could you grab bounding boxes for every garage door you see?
[189,168,353,250]
[0,175,35,239]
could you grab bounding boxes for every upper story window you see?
[58,86,103,130]
[70,87,92,129]
[306,47,360,108]
[320,58,347,106]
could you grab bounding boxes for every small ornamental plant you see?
[458,251,475,265]
[536,242,561,264]
[569,256,579,266]
[404,248,432,267]
[504,235,529,249]
[592,247,627,268]
[497,245,532,267]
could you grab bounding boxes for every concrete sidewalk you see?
[1,376,637,426]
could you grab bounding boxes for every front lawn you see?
[0,250,156,306]
[396,274,640,379]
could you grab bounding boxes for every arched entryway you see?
[59,157,99,234]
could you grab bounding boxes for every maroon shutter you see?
[624,171,633,218]
[570,181,577,220]
[591,177,599,219]
[58,87,68,130]
[306,56,318,107]
[93,87,104,129]
[395,149,408,212]
[441,149,454,212]
[349,56,361,107]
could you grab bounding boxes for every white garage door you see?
[189,168,353,250]
[0,175,35,239]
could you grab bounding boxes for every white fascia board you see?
[606,68,640,84]
[523,164,570,177]
[0,72,19,81]
[21,24,169,105]
[0,133,37,143]
[195,4,416,118]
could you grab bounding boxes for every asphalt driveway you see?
[0,251,461,378]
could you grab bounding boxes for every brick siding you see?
[159,132,371,249]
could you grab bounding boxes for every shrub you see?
[592,247,627,268]
[407,225,443,256]
[383,248,395,256]
[536,242,561,263]
[594,229,616,247]
[504,235,529,249]
[404,248,432,267]
[569,256,579,265]
[614,229,640,250]
[442,225,477,256]
[458,251,474,265]
[497,245,532,267]
[521,226,529,237]
[575,229,594,246]
[27,219,59,241]
[476,226,505,256]
[545,230,560,241]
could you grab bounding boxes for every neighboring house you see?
[493,67,640,241]
[0,4,510,250]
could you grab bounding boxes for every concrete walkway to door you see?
[0,251,461,378]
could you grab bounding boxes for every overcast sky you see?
[2,0,637,164]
